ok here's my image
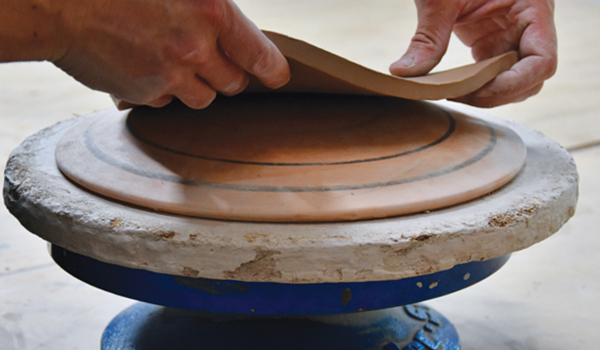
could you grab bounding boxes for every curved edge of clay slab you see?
[114,31,518,110]
[3,106,578,283]
[258,31,518,100]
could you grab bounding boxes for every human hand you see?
[52,0,290,109]
[390,0,557,107]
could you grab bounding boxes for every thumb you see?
[390,1,459,77]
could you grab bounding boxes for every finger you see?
[173,75,217,110]
[457,20,522,62]
[146,95,174,108]
[451,81,544,108]
[390,0,460,77]
[517,2,558,81]
[218,2,290,89]
[185,45,249,96]
[451,11,557,109]
[453,3,520,59]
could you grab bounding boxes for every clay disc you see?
[55,94,526,222]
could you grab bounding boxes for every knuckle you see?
[163,72,184,92]
[410,31,447,57]
[200,0,229,28]
[174,37,214,66]
[411,32,439,50]
[182,46,211,66]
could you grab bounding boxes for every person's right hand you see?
[390,0,557,108]
[52,0,290,109]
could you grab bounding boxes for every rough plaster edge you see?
[3,106,578,283]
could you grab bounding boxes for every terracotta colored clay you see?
[56,94,526,222]
[114,31,518,110]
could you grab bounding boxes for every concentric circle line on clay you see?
[81,115,497,193]
[123,106,457,167]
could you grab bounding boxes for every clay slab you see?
[114,32,518,110]
[56,94,526,222]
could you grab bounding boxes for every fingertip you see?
[389,55,416,76]
[176,85,217,110]
[217,5,291,90]
[450,82,545,108]
[183,90,217,110]
[448,95,472,106]
[255,48,290,89]
[389,45,443,77]
[146,95,174,108]
[450,84,502,108]
[221,73,250,96]
[393,2,455,77]
[264,65,291,89]
[111,95,137,110]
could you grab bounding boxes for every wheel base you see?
[101,302,459,350]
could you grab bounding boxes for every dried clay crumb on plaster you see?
[3,110,578,283]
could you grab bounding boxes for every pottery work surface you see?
[114,32,518,110]
[56,94,525,222]
[4,105,577,283]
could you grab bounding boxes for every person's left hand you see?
[390,0,557,107]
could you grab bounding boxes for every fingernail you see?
[391,55,415,69]
[222,74,249,96]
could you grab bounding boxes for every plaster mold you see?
[3,109,578,283]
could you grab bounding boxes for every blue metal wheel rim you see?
[51,245,509,315]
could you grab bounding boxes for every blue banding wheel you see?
[101,302,460,350]
[51,245,509,316]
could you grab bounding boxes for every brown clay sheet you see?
[115,31,517,109]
